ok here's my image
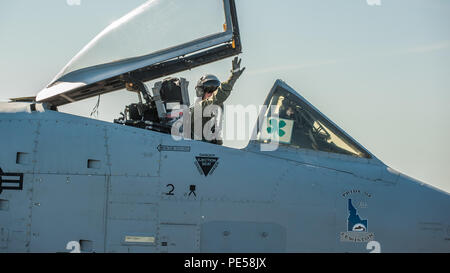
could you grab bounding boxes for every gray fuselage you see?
[0,102,449,253]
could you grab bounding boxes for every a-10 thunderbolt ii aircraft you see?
[0,0,449,253]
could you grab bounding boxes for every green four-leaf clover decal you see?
[267,118,286,137]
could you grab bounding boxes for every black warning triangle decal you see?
[195,156,219,177]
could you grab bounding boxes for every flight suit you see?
[190,73,241,144]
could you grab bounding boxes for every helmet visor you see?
[202,80,220,93]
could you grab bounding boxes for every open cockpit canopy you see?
[36,0,241,107]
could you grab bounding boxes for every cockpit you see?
[33,0,241,136]
[255,81,371,159]
[31,0,371,159]
[112,76,190,134]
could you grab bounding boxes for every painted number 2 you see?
[366,241,381,253]
[66,241,81,253]
[166,184,175,196]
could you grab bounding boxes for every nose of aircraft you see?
[396,173,450,252]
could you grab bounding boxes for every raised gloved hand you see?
[228,57,246,87]
[231,56,246,77]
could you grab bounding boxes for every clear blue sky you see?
[1,0,449,192]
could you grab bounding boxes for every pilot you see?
[190,57,245,144]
